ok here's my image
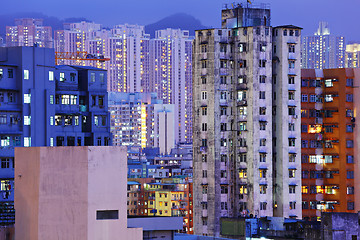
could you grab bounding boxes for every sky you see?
[2,0,360,42]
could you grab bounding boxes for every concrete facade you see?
[15,146,142,240]
[193,4,302,237]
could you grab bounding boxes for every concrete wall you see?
[15,146,142,240]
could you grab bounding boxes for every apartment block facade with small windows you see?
[193,4,302,237]
[301,68,360,221]
[0,46,111,224]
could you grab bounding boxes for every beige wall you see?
[15,146,142,240]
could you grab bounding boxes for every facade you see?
[345,43,360,68]
[192,4,302,237]
[301,68,360,221]
[6,18,53,48]
[108,92,175,154]
[301,22,345,69]
[127,178,193,234]
[15,146,142,240]
[0,46,111,224]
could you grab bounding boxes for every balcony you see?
[237,100,247,106]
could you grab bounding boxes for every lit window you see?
[91,72,96,82]
[24,94,31,104]
[49,71,54,81]
[0,136,10,147]
[24,137,31,147]
[50,95,54,104]
[50,116,54,126]
[50,137,54,146]
[59,72,65,81]
[24,70,29,80]
[24,116,31,125]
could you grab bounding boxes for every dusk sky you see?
[2,0,360,42]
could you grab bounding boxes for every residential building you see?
[301,68,360,220]
[193,4,302,237]
[15,146,142,240]
[108,92,175,154]
[345,43,360,68]
[54,23,193,144]
[0,46,111,224]
[301,22,345,69]
[6,18,53,48]
[127,178,193,234]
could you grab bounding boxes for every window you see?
[302,186,309,194]
[239,60,246,68]
[259,107,266,115]
[346,109,354,117]
[202,107,207,116]
[347,202,354,210]
[70,95,77,105]
[0,159,10,169]
[301,79,308,87]
[346,125,354,133]
[202,123,207,131]
[289,169,296,178]
[24,137,31,147]
[55,115,62,126]
[284,30,287,36]
[288,60,295,69]
[220,107,227,115]
[202,218,207,226]
[347,155,354,164]
[289,138,295,146]
[288,91,295,100]
[202,170,207,178]
[301,140,308,148]
[239,169,247,178]
[221,185,228,194]
[260,202,267,210]
[238,122,247,131]
[346,140,354,148]
[347,171,354,179]
[201,77,206,84]
[201,139,207,147]
[220,76,226,84]
[61,95,70,105]
[100,73,105,83]
[346,94,353,102]
[201,60,207,69]
[347,187,354,195]
[7,69,13,78]
[0,115,6,125]
[91,72,96,82]
[24,94,31,104]
[259,153,266,162]
[59,72,65,81]
[0,136,10,147]
[288,107,296,115]
[259,75,266,83]
[289,153,296,162]
[346,78,353,87]
[289,201,296,210]
[288,44,295,53]
[289,123,295,131]
[289,186,296,194]
[259,60,266,68]
[260,185,267,194]
[325,79,333,87]
[202,185,208,194]
[202,154,207,162]
[301,94,308,102]
[288,76,295,84]
[50,116,54,126]
[260,138,266,146]
[24,116,31,125]
[24,70,29,80]
[49,71,54,81]
[259,43,266,52]
[220,123,226,131]
[302,201,309,209]
[259,91,265,99]
[238,43,246,52]
[96,210,119,220]
[260,122,266,130]
[259,169,267,178]
[239,154,247,162]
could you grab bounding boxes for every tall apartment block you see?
[150,29,193,143]
[0,46,111,224]
[54,23,193,144]
[301,22,345,69]
[193,4,302,237]
[301,68,360,221]
[6,19,53,48]
[108,92,175,154]
[345,43,360,68]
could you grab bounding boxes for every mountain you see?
[145,13,208,38]
[0,12,90,40]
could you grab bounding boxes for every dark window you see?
[8,69,13,78]
[96,210,119,220]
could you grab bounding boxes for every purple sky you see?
[2,0,360,42]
